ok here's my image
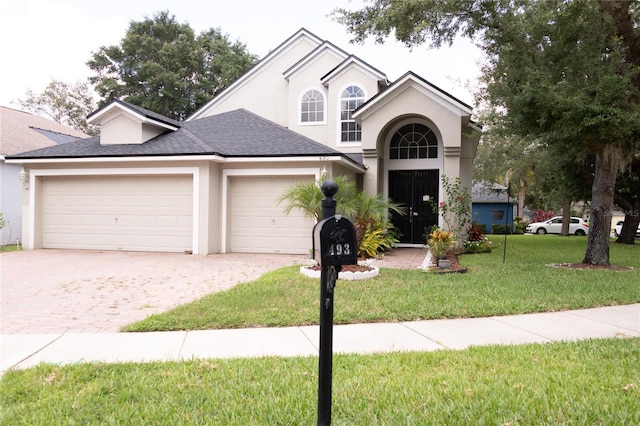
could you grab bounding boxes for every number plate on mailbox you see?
[312,215,357,266]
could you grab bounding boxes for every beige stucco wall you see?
[207,162,221,254]
[101,115,142,145]
[325,67,381,154]
[358,85,468,193]
[201,38,318,126]
[286,50,344,145]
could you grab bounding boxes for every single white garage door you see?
[230,175,314,254]
[41,175,193,252]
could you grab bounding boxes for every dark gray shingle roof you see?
[7,109,359,165]
[88,99,182,129]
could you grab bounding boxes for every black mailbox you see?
[312,215,357,266]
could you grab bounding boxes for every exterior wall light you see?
[18,168,29,189]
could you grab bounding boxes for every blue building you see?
[471,183,516,233]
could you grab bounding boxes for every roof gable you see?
[188,28,324,121]
[353,71,473,121]
[283,41,349,81]
[320,54,388,87]
[87,99,181,145]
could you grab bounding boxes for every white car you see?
[613,221,640,238]
[525,216,589,235]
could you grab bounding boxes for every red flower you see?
[456,196,461,202]
[439,201,444,207]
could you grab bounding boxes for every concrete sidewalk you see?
[2,304,638,373]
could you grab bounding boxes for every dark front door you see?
[388,170,439,244]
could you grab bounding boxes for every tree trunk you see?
[583,145,621,265]
[518,179,526,219]
[560,198,571,236]
[615,201,640,244]
[614,159,640,245]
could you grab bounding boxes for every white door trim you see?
[221,168,320,253]
[29,167,200,253]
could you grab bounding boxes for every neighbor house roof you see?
[6,108,362,167]
[472,182,514,203]
[0,106,88,156]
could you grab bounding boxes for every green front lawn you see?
[124,235,640,332]
[2,338,638,424]
[2,236,638,424]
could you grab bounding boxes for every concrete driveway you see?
[1,250,309,334]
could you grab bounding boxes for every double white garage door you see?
[40,174,313,254]
[42,175,193,252]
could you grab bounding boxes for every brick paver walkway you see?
[373,247,428,270]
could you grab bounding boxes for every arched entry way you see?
[384,121,442,244]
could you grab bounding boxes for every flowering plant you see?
[427,229,455,259]
[463,223,494,253]
[429,176,471,248]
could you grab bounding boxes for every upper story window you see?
[389,123,438,159]
[301,89,324,123]
[340,85,365,143]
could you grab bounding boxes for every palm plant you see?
[278,176,357,221]
[279,176,406,258]
[350,192,406,252]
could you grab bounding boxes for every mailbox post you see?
[312,180,357,426]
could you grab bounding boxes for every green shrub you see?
[492,224,512,234]
[513,216,529,234]
[359,221,398,258]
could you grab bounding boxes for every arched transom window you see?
[389,123,438,159]
[340,85,365,142]
[301,89,324,123]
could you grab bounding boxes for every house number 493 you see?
[328,243,351,256]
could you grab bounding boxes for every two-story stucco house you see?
[6,28,480,255]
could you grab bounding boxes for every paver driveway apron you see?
[0,249,308,334]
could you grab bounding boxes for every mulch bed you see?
[305,264,374,272]
[428,253,468,274]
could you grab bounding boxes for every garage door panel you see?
[230,175,314,254]
[42,175,193,252]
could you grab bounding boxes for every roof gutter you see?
[4,154,366,173]
[4,155,227,165]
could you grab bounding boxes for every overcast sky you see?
[0,0,483,109]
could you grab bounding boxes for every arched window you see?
[340,85,365,142]
[389,123,438,159]
[301,89,324,123]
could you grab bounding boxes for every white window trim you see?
[298,87,327,126]
[337,83,367,147]
[389,123,439,160]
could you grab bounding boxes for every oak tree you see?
[16,79,98,135]
[335,0,640,265]
[87,10,257,121]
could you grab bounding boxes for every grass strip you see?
[1,338,638,425]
